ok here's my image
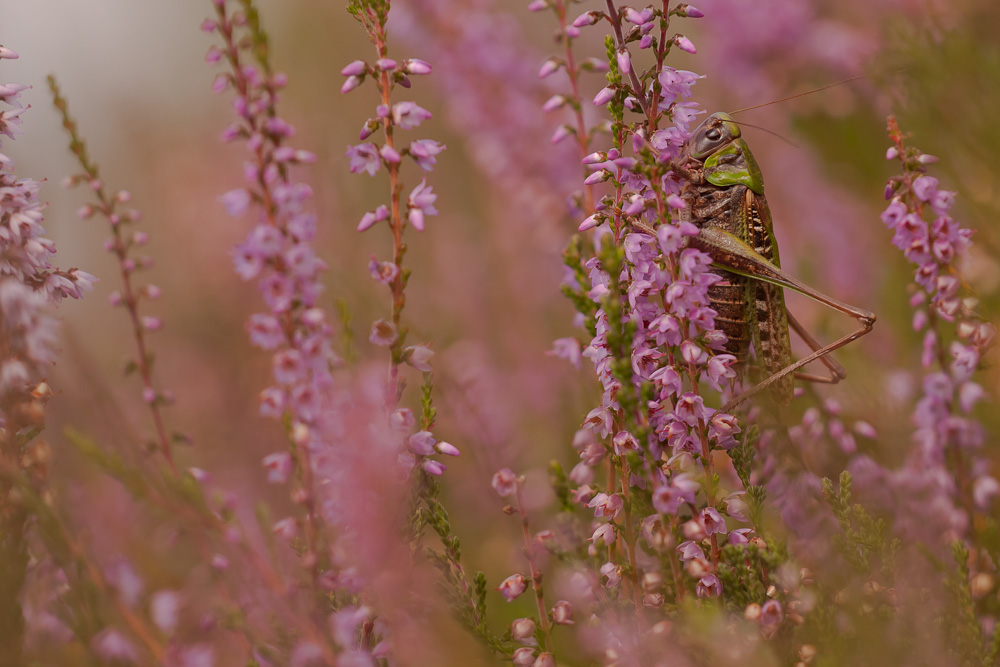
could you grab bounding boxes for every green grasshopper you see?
[674,112,876,410]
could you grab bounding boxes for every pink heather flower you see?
[600,562,621,588]
[422,459,446,475]
[369,319,398,346]
[498,573,528,601]
[150,590,181,634]
[760,600,784,626]
[358,204,389,232]
[512,648,536,666]
[974,476,999,509]
[492,468,519,496]
[408,430,436,455]
[624,7,653,24]
[436,441,460,456]
[912,175,938,202]
[591,522,616,546]
[593,86,615,107]
[588,492,624,519]
[700,507,728,535]
[273,349,307,384]
[677,541,706,562]
[728,528,753,546]
[551,600,573,625]
[409,139,445,171]
[391,101,432,129]
[390,407,415,431]
[534,653,555,667]
[341,76,362,94]
[538,59,560,78]
[406,179,438,231]
[578,214,600,232]
[541,94,566,113]
[403,58,432,75]
[696,574,721,598]
[259,386,285,417]
[547,337,582,368]
[379,144,401,164]
[262,452,293,484]
[616,49,631,75]
[368,255,399,284]
[91,629,140,663]
[511,617,535,643]
[273,517,298,540]
[404,344,433,371]
[220,188,251,216]
[612,430,639,455]
[346,142,381,176]
[674,34,697,54]
[341,60,366,76]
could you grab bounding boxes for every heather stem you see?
[213,0,327,598]
[0,409,28,664]
[648,0,672,129]
[554,0,596,214]
[618,457,643,622]
[604,0,651,117]
[374,21,407,410]
[515,481,553,653]
[47,76,176,473]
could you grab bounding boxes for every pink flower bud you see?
[512,647,536,666]
[551,600,574,625]
[534,653,555,667]
[498,573,528,601]
[492,468,519,496]
[341,60,366,76]
[541,94,566,112]
[538,59,560,78]
[404,59,432,75]
[341,76,362,94]
[436,441,461,456]
[550,125,572,144]
[616,49,631,75]
[510,617,535,643]
[674,34,697,53]
[593,86,615,107]
[422,459,446,476]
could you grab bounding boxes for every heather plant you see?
[0,1,997,666]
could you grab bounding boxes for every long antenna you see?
[728,74,869,115]
[726,119,800,149]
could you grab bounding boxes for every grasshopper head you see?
[687,112,742,162]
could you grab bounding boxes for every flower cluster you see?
[205,4,344,631]
[48,76,179,466]
[0,45,93,667]
[0,62,94,308]
[492,4,773,663]
[206,5,338,454]
[0,51,94,409]
[881,116,997,543]
[343,0,453,478]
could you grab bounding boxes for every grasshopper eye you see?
[705,128,722,141]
